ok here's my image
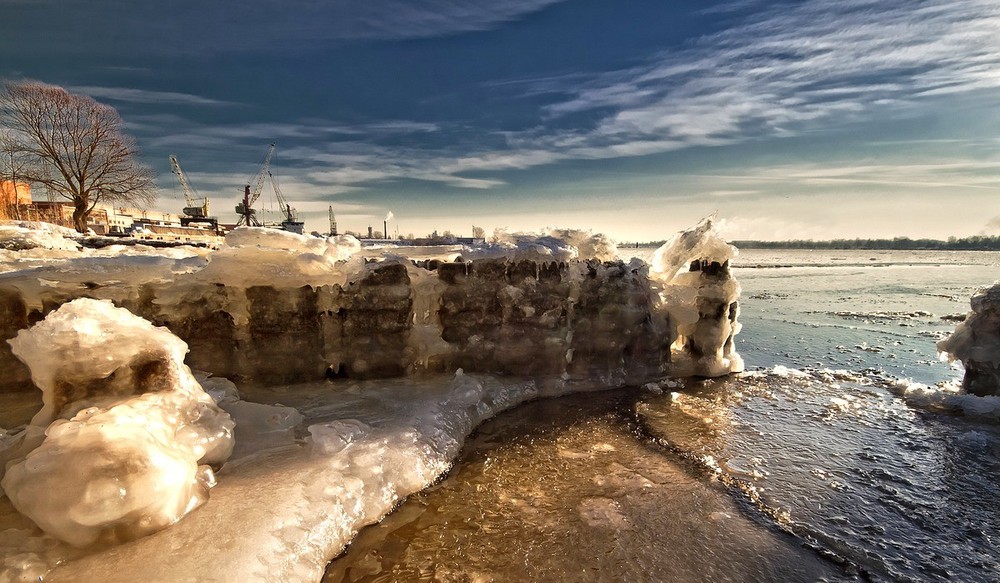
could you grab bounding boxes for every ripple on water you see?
[637,370,1000,583]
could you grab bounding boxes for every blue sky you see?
[3,0,999,241]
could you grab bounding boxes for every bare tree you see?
[472,225,485,239]
[1,80,156,232]
[0,130,32,220]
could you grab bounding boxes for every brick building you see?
[0,181,31,220]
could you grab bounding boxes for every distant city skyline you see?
[2,0,999,241]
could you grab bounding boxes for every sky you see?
[2,0,999,241]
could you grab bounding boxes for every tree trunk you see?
[72,197,89,233]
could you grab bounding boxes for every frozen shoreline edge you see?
[45,373,642,583]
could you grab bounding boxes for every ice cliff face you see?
[938,282,1000,396]
[0,218,742,393]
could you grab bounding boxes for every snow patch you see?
[193,228,364,288]
[0,221,81,252]
[889,378,1000,421]
[462,228,618,263]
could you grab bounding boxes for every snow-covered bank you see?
[0,298,553,581]
[41,373,557,583]
[1,217,743,391]
[0,221,82,253]
[3,362,613,581]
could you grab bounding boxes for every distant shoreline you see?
[631,236,1000,251]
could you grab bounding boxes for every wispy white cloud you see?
[307,168,398,184]
[981,216,1000,235]
[282,0,999,193]
[363,121,440,134]
[717,215,844,241]
[705,190,759,198]
[136,0,1000,205]
[335,0,568,41]
[533,0,1000,158]
[306,156,508,190]
[144,119,440,149]
[682,159,1000,194]
[415,174,504,189]
[4,0,568,54]
[69,86,232,106]
[436,150,564,174]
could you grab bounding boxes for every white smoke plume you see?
[981,216,1000,235]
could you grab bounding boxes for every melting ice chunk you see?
[938,282,1000,396]
[1,298,234,547]
[649,214,743,377]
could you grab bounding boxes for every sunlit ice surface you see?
[1,372,624,582]
[325,390,841,583]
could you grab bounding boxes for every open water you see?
[326,249,1000,583]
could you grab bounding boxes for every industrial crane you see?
[169,155,216,228]
[267,170,305,234]
[235,143,275,227]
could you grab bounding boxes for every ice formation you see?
[888,378,1000,421]
[463,228,618,262]
[0,218,747,581]
[0,221,82,252]
[42,373,558,583]
[1,299,234,548]
[0,220,743,391]
[938,282,1000,396]
[649,214,743,377]
[191,228,363,289]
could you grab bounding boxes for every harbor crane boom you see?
[236,143,276,227]
[268,170,305,235]
[268,171,297,224]
[169,154,214,226]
